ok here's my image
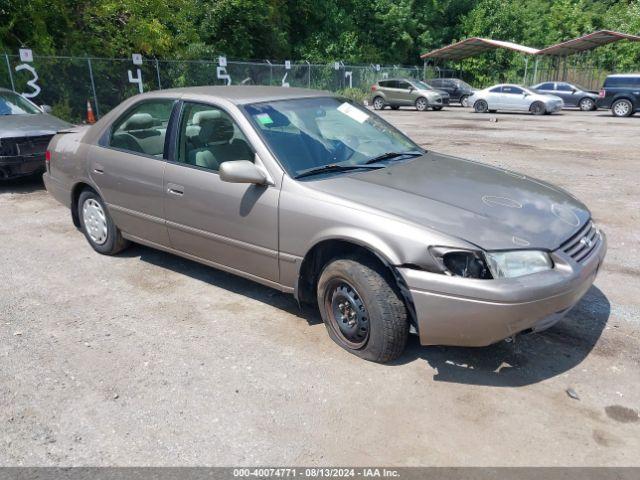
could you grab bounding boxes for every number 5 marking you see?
[15,64,41,98]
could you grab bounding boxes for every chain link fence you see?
[1,54,428,123]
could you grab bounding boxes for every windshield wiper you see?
[363,151,424,165]
[294,163,384,179]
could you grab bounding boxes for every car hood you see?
[0,113,72,138]
[305,153,589,251]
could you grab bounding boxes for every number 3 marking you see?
[15,64,41,98]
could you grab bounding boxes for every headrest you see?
[193,110,221,125]
[198,116,235,144]
[122,113,154,130]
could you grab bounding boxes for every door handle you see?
[167,183,184,196]
[93,164,104,174]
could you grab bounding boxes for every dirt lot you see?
[1,107,639,466]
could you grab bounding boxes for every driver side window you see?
[177,103,254,172]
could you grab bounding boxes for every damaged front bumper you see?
[0,153,46,179]
[399,232,607,347]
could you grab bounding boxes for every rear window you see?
[604,76,640,88]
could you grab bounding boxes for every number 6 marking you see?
[15,64,41,98]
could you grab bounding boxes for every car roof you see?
[377,77,418,82]
[607,73,640,77]
[129,86,334,105]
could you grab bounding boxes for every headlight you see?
[429,247,492,279]
[485,250,553,278]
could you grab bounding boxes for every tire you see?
[474,99,489,113]
[78,189,129,255]
[578,97,596,111]
[415,97,429,112]
[317,257,409,363]
[612,99,633,117]
[530,101,546,115]
[459,95,470,107]
[432,106,443,111]
[390,105,400,110]
[372,96,385,110]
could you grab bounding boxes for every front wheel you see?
[579,97,596,111]
[474,99,489,113]
[460,95,470,107]
[415,97,429,111]
[372,96,385,110]
[612,99,633,117]
[78,189,129,255]
[530,101,546,115]
[317,257,409,363]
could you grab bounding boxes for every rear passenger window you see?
[109,100,174,156]
[538,83,554,90]
[490,87,502,93]
[176,103,253,172]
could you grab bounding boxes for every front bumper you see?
[399,232,606,347]
[0,153,45,179]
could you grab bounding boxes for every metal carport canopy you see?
[420,37,539,60]
[537,30,640,56]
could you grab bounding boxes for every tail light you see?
[45,150,51,171]
[371,85,377,91]
[598,89,605,98]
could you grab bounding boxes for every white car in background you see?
[470,84,564,115]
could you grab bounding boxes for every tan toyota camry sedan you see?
[43,86,606,363]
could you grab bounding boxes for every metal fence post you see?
[266,60,273,85]
[86,57,100,118]
[306,60,311,88]
[155,58,162,89]
[5,53,15,91]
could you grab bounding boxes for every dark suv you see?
[427,78,476,106]
[597,74,640,117]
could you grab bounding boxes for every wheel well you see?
[70,182,95,227]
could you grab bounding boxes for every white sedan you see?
[469,84,564,115]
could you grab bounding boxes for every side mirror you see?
[408,86,415,92]
[41,105,52,114]
[523,92,530,97]
[219,160,268,185]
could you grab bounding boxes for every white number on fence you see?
[128,68,144,93]
[217,66,231,85]
[15,63,41,98]
[344,71,352,88]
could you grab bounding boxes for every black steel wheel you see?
[317,257,409,363]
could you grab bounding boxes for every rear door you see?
[535,82,555,96]
[91,98,176,246]
[486,86,504,109]
[162,101,279,283]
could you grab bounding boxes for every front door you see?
[90,98,176,246]
[501,85,526,110]
[395,80,415,105]
[163,102,279,283]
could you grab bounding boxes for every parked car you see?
[427,78,476,106]
[596,74,640,117]
[370,78,449,111]
[0,88,72,179]
[530,81,598,111]
[44,87,606,363]
[470,84,564,115]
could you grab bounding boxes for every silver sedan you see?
[470,84,564,115]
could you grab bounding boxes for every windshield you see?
[244,97,423,178]
[413,80,434,90]
[0,91,42,115]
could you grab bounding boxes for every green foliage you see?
[337,87,369,104]
[50,97,76,123]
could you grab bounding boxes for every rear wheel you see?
[612,99,633,117]
[578,97,596,111]
[317,257,409,363]
[78,189,129,255]
[415,97,429,111]
[530,101,546,115]
[372,96,385,110]
[474,99,489,113]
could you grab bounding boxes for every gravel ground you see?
[1,107,639,466]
